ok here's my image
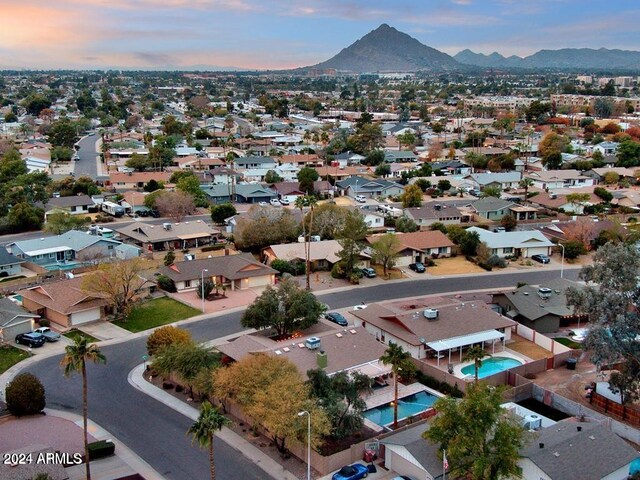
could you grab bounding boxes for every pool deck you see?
[452,349,532,380]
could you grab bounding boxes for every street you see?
[24,268,580,480]
[74,134,100,178]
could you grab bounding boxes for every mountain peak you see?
[311,24,459,73]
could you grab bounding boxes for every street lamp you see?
[298,410,311,480]
[558,243,565,279]
[201,268,208,313]
[355,179,359,200]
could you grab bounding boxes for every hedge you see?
[88,440,115,460]
[201,244,226,252]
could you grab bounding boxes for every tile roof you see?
[266,240,370,264]
[18,277,108,315]
[159,252,277,282]
[405,203,464,221]
[395,231,455,251]
[351,302,515,347]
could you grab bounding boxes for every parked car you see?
[352,303,367,311]
[258,201,268,207]
[355,195,366,203]
[15,332,46,348]
[325,312,348,327]
[270,198,281,207]
[33,327,61,342]
[332,463,369,480]
[531,254,550,264]
[279,198,290,205]
[408,262,426,273]
[149,209,161,218]
[360,267,376,278]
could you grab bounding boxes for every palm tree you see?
[464,345,490,383]
[60,337,106,480]
[380,343,416,428]
[519,178,534,204]
[188,401,230,480]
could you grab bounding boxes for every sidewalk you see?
[128,363,299,480]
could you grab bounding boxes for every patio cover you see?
[25,246,72,256]
[426,329,504,352]
[342,360,393,378]
[177,233,211,240]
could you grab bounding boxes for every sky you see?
[1,0,639,70]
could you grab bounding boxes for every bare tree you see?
[155,191,196,222]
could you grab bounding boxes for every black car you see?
[15,332,46,348]
[408,262,426,273]
[149,209,161,218]
[325,312,348,327]
[531,254,550,264]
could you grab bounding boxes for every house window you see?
[49,253,56,258]
[108,245,114,250]
[491,249,498,255]
[381,333,386,343]
[185,280,191,288]
[503,247,513,254]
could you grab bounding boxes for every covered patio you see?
[426,329,507,367]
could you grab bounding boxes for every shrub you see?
[271,259,305,276]
[163,250,175,266]
[562,240,587,260]
[38,318,51,328]
[201,244,226,252]
[331,261,347,279]
[147,325,193,356]
[195,278,215,299]
[88,440,115,460]
[485,255,507,268]
[5,373,46,416]
[477,262,493,271]
[0,272,7,278]
[155,274,176,293]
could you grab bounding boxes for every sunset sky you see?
[1,0,638,70]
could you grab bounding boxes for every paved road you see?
[26,268,580,480]
[74,134,100,178]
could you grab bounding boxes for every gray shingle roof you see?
[159,252,277,282]
[10,230,120,255]
[0,298,38,327]
[0,248,24,267]
[380,424,443,477]
[46,194,94,209]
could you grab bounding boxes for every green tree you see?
[594,187,613,202]
[561,239,587,259]
[395,216,419,233]
[297,167,319,194]
[371,233,401,278]
[60,337,106,480]
[336,209,368,277]
[481,186,501,198]
[188,401,230,480]
[196,278,215,299]
[47,119,78,148]
[518,178,534,202]
[240,278,325,337]
[210,203,237,224]
[463,346,490,383]
[144,179,164,192]
[437,179,452,192]
[6,203,44,232]
[400,183,423,208]
[397,131,417,150]
[566,193,591,212]
[380,343,416,428]
[616,139,640,167]
[264,170,283,184]
[460,230,481,256]
[542,151,563,170]
[375,163,391,177]
[499,214,517,232]
[423,382,526,480]
[43,212,90,235]
[177,174,208,207]
[5,373,46,416]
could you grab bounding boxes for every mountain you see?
[454,48,640,70]
[310,24,459,73]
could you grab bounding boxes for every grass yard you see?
[0,345,31,374]
[554,337,583,349]
[63,329,99,344]
[114,297,200,333]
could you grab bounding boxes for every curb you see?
[128,363,299,480]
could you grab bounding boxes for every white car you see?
[353,303,368,311]
[279,198,290,205]
[258,201,268,207]
[270,199,281,207]
[355,195,366,203]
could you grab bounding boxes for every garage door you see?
[247,275,273,288]
[2,321,34,342]
[71,308,100,325]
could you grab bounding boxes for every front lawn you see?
[0,345,31,374]
[114,297,200,333]
[554,337,583,349]
[63,329,100,344]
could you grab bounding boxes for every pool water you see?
[44,262,82,271]
[364,390,437,427]
[461,356,523,379]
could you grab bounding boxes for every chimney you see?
[317,350,327,369]
[539,443,544,449]
[577,426,582,432]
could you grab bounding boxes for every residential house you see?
[508,204,539,221]
[530,192,601,214]
[491,278,583,333]
[463,172,522,192]
[468,197,516,221]
[120,191,149,215]
[7,230,140,268]
[593,141,619,156]
[333,151,366,167]
[263,239,370,271]
[385,151,418,163]
[176,156,224,172]
[216,327,390,380]
[243,165,298,183]
[583,167,637,184]
[206,167,242,186]
[524,170,595,191]
[24,156,52,173]
[404,203,465,229]
[368,231,454,267]
[158,253,277,292]
[519,422,637,480]
[315,165,373,180]
[362,211,385,230]
[0,298,39,341]
[270,182,305,203]
[0,248,25,277]
[114,220,220,252]
[234,184,278,203]
[18,277,110,327]
[44,194,95,219]
[234,156,278,170]
[336,176,405,199]
[107,171,172,191]
[429,160,472,176]
[379,425,445,480]
[201,184,234,204]
[611,189,640,209]
[466,226,554,258]
[351,301,516,363]
[279,154,323,168]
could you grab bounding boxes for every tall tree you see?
[154,191,196,222]
[518,178,534,203]
[423,382,526,480]
[188,401,230,480]
[566,243,640,403]
[297,167,319,194]
[380,343,416,428]
[44,212,91,235]
[400,184,423,208]
[463,345,490,383]
[336,209,368,277]
[240,278,325,337]
[371,233,401,278]
[295,195,318,290]
[60,337,106,480]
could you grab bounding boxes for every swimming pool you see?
[461,356,523,379]
[44,262,82,271]
[364,390,438,427]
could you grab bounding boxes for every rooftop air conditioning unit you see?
[305,337,321,350]
[423,308,439,320]
[538,287,552,299]
[522,414,542,431]
[163,223,172,230]
[184,254,195,261]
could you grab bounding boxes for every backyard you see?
[114,297,200,332]
[0,344,30,374]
